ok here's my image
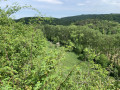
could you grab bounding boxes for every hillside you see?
[59,14,120,25]
[16,14,120,25]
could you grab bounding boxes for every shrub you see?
[74,44,83,54]
[79,48,96,61]
[95,54,110,68]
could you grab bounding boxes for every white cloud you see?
[34,0,63,4]
[77,0,91,6]
[102,0,120,5]
[77,3,86,6]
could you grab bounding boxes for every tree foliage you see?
[42,23,120,78]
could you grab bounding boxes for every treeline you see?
[16,14,120,25]
[42,22,120,77]
[15,17,56,25]
[59,14,120,25]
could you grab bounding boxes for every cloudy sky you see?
[0,0,120,19]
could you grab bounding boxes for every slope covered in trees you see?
[16,14,120,25]
[59,14,120,25]
[42,19,120,76]
[41,20,120,88]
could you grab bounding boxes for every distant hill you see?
[15,17,58,24]
[16,14,120,25]
[58,14,120,25]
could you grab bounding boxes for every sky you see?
[0,0,120,19]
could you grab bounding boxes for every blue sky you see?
[0,0,120,19]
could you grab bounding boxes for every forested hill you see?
[16,14,120,25]
[59,14,120,25]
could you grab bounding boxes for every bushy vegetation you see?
[0,0,119,89]
[42,23,120,77]
[0,2,63,89]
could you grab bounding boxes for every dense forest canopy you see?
[73,19,120,34]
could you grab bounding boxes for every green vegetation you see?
[42,24,120,75]
[58,14,120,25]
[0,0,120,89]
[46,42,117,90]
